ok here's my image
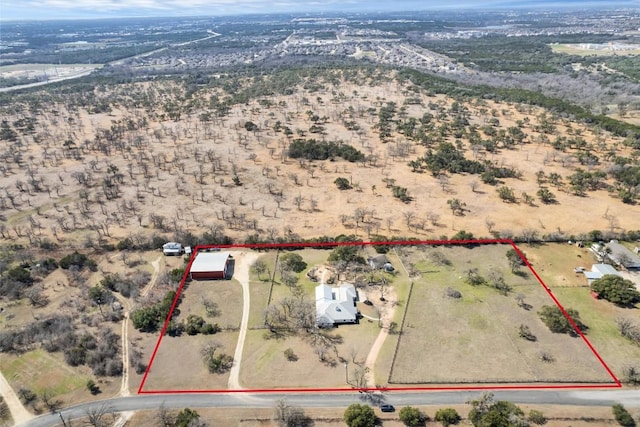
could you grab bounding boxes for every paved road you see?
[16,389,640,427]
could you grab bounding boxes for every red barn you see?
[189,251,231,280]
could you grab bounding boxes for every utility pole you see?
[344,361,349,384]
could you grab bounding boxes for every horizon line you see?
[1,3,637,23]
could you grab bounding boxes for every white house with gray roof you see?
[315,283,358,326]
[583,264,621,284]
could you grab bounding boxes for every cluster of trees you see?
[0,314,74,354]
[609,164,640,204]
[0,313,122,375]
[157,405,206,427]
[59,251,98,271]
[411,142,484,176]
[264,294,318,341]
[0,251,95,303]
[328,245,367,265]
[288,138,365,162]
[398,67,640,139]
[279,253,308,273]
[0,264,37,301]
[131,290,180,333]
[63,328,122,376]
[98,272,149,299]
[181,314,221,336]
[468,393,547,426]
[334,177,352,190]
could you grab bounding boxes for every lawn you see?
[0,348,104,409]
[550,286,640,381]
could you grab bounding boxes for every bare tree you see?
[352,365,370,389]
[84,403,114,427]
[156,403,176,427]
[403,211,415,231]
[485,218,495,234]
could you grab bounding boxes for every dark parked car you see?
[379,404,395,412]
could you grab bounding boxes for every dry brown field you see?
[141,331,238,391]
[390,244,616,384]
[0,68,638,252]
[551,43,640,56]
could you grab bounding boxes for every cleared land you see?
[551,43,640,56]
[140,276,243,390]
[390,243,615,384]
[140,242,631,392]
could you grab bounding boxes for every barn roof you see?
[190,251,231,273]
[605,240,640,269]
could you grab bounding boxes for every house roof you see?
[584,264,621,282]
[163,242,182,250]
[315,283,358,324]
[190,251,230,273]
[605,240,640,268]
[368,254,390,268]
[591,264,619,276]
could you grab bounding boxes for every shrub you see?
[116,238,135,250]
[434,408,460,426]
[612,404,635,427]
[399,406,427,426]
[59,252,97,271]
[343,403,376,427]
[538,305,586,336]
[284,348,298,361]
[86,379,100,395]
[334,177,352,190]
[528,409,547,425]
[279,253,307,273]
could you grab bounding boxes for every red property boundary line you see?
[137,238,622,394]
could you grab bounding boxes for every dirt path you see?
[118,303,131,397]
[112,255,162,426]
[362,248,407,388]
[228,251,261,390]
[363,287,397,389]
[141,256,163,298]
[0,370,33,425]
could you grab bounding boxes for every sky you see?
[1,0,638,21]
